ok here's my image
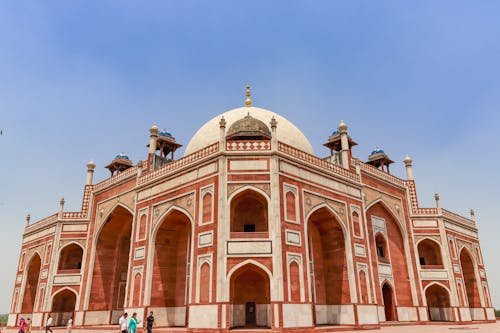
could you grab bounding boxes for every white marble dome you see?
[184,106,314,156]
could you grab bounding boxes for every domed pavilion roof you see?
[226,114,271,140]
[184,106,314,156]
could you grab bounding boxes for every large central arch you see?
[307,206,349,325]
[229,263,271,328]
[460,249,481,312]
[88,205,133,322]
[367,202,412,308]
[21,253,42,314]
[150,208,192,327]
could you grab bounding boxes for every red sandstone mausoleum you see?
[8,88,495,331]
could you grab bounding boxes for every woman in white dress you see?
[67,317,73,333]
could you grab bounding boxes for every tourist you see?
[45,314,53,333]
[67,316,73,333]
[128,313,140,333]
[25,318,31,333]
[118,312,128,333]
[146,312,154,333]
[18,317,26,333]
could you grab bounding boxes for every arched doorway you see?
[382,282,396,321]
[21,253,41,313]
[51,289,77,326]
[460,249,481,311]
[88,205,133,323]
[425,284,452,321]
[307,207,348,325]
[418,239,443,268]
[230,264,271,328]
[150,209,192,327]
[58,243,83,272]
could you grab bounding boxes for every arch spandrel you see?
[151,193,195,229]
[303,192,347,226]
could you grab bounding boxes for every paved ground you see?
[1,322,499,333]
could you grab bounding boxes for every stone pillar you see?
[434,193,441,214]
[270,117,277,151]
[25,214,31,227]
[403,155,414,180]
[86,160,96,185]
[219,116,226,151]
[339,121,349,169]
[58,197,65,219]
[149,124,159,169]
[137,160,143,178]
[470,209,476,222]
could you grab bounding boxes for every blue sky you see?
[1,1,499,313]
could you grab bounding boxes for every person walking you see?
[128,313,140,333]
[146,312,154,333]
[25,318,31,333]
[45,314,53,333]
[17,317,26,333]
[67,316,73,333]
[118,312,128,333]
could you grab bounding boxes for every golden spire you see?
[245,84,252,107]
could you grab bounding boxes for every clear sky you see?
[1,1,499,313]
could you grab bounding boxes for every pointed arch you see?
[381,281,397,321]
[365,198,406,235]
[459,248,481,308]
[227,259,273,282]
[229,187,269,234]
[417,238,444,267]
[20,252,42,313]
[151,205,194,240]
[305,203,348,236]
[229,262,271,328]
[367,201,413,307]
[95,202,134,240]
[51,287,78,326]
[150,205,192,327]
[424,282,452,321]
[88,204,133,314]
[58,242,84,272]
[306,204,351,325]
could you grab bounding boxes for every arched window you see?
[418,239,443,267]
[45,244,52,264]
[138,214,147,240]
[375,233,389,263]
[58,243,83,272]
[230,189,268,236]
[199,263,210,303]
[289,261,301,302]
[285,192,296,222]
[359,270,368,304]
[132,273,141,307]
[353,211,361,237]
[449,239,456,259]
[202,192,213,224]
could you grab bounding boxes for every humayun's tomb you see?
[8,87,495,331]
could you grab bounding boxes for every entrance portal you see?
[230,264,270,328]
[425,284,452,321]
[245,302,256,326]
[51,289,77,326]
[382,283,397,321]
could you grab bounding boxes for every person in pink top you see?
[18,317,26,333]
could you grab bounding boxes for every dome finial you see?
[245,84,252,107]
